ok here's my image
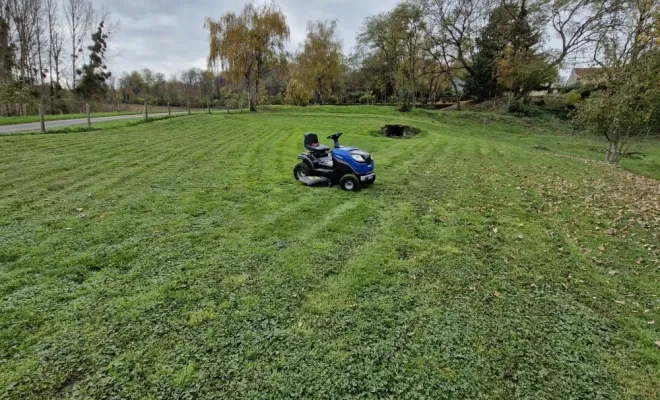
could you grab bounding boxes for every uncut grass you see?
[1,109,659,399]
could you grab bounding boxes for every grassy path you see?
[1,109,659,399]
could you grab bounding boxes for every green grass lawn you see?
[1,107,659,399]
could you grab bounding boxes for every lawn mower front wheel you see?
[293,163,311,181]
[340,174,360,191]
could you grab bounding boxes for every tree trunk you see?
[143,103,148,120]
[605,140,623,164]
[48,6,55,114]
[246,81,255,112]
[451,80,461,111]
[72,36,76,88]
[36,29,45,88]
[168,102,171,117]
[187,100,191,115]
[208,100,211,114]
[605,141,612,162]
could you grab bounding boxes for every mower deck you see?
[299,176,332,186]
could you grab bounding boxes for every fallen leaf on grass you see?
[494,291,501,298]
[655,341,660,348]
[598,245,606,252]
[614,300,626,305]
[648,321,655,325]
[76,208,84,212]
[636,258,643,265]
[297,321,302,328]
[493,227,498,233]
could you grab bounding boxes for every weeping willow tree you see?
[205,2,289,112]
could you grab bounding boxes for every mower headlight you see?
[351,154,365,163]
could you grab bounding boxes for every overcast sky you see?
[90,0,400,78]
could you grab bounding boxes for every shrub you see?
[225,99,239,110]
[544,93,568,108]
[285,79,312,106]
[565,91,582,106]
[397,87,413,112]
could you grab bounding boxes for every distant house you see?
[566,68,603,86]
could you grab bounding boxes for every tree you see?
[494,1,557,102]
[420,0,491,82]
[75,20,110,101]
[357,12,402,102]
[46,0,64,110]
[64,0,93,89]
[591,0,659,68]
[294,20,342,104]
[576,49,660,163]
[391,3,425,110]
[546,0,623,68]
[358,3,426,110]
[200,69,215,108]
[284,78,311,106]
[6,0,41,85]
[0,4,15,81]
[181,67,201,109]
[205,2,289,112]
[461,1,556,102]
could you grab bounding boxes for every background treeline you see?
[201,0,658,112]
[0,0,120,115]
[0,0,658,140]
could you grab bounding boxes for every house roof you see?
[572,68,602,78]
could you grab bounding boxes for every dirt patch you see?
[380,124,420,138]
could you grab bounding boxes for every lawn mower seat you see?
[304,133,330,155]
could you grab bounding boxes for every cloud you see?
[90,0,399,77]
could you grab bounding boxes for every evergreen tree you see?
[0,10,15,80]
[464,5,512,101]
[465,2,556,102]
[75,21,111,101]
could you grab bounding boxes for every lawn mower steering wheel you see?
[327,132,343,148]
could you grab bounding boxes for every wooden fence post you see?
[86,103,91,128]
[39,103,46,133]
[168,102,171,117]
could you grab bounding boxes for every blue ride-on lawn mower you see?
[293,132,375,191]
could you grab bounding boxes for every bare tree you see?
[420,0,491,79]
[0,0,14,81]
[63,0,93,88]
[46,0,63,88]
[591,0,658,69]
[546,0,623,67]
[33,0,45,88]
[6,0,41,84]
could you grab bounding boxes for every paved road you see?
[0,113,188,134]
